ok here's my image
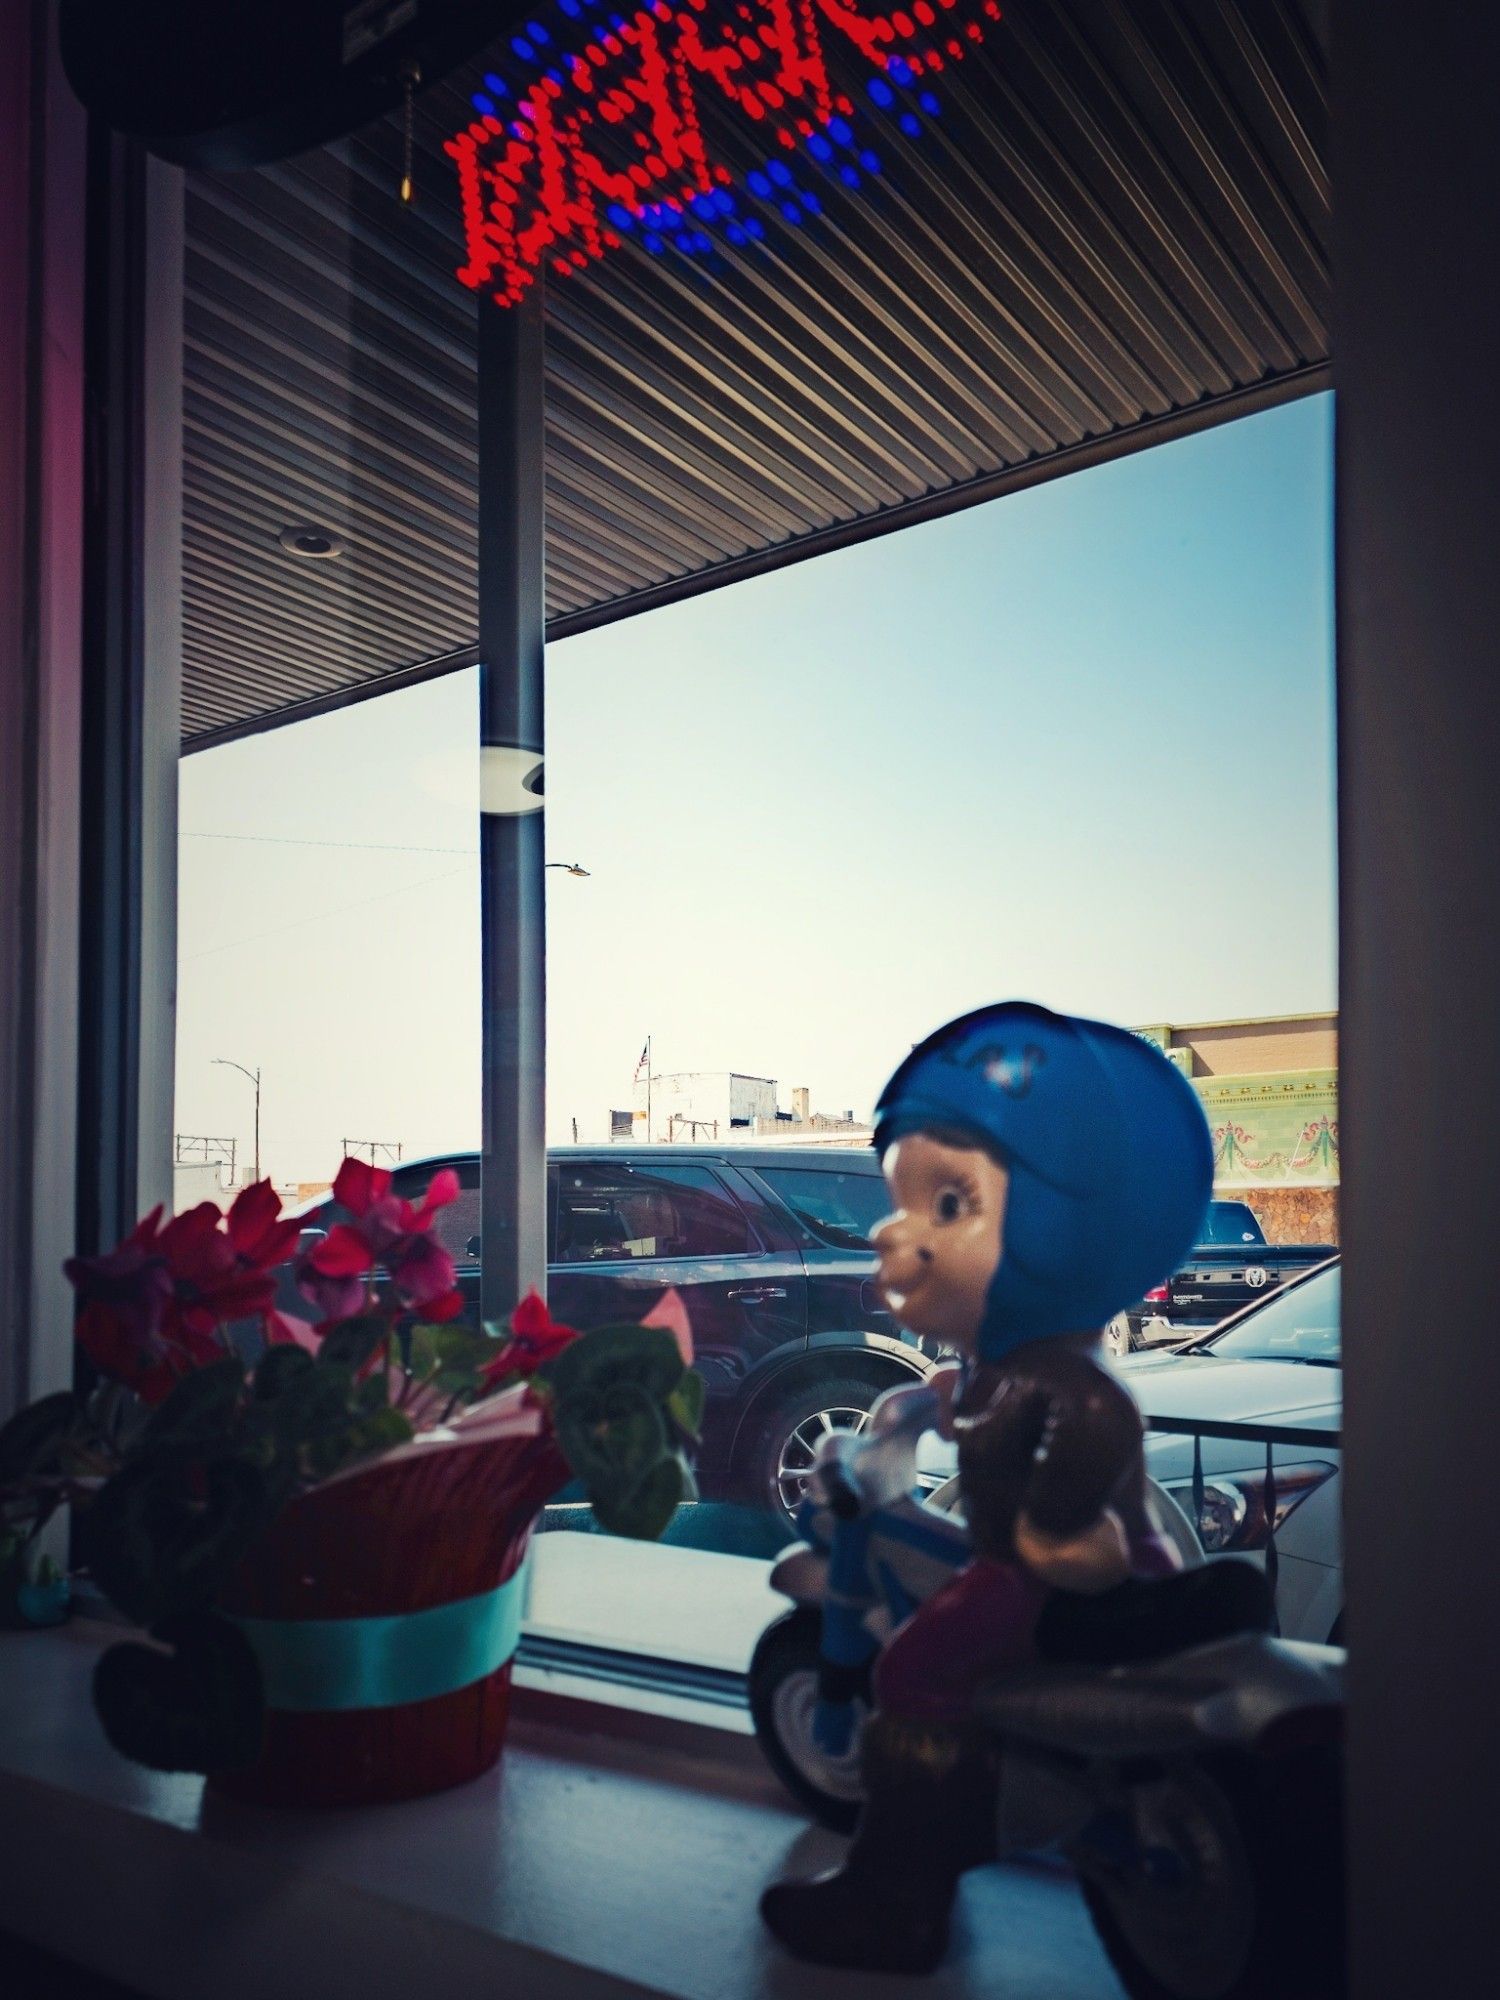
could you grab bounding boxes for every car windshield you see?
[1199,1201,1264,1245]
[1200,1263,1341,1365]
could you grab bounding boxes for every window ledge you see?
[0,1624,1124,2000]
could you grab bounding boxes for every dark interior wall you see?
[0,0,85,1418]
[1335,2,1500,1987]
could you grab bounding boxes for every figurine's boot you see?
[759,1713,998,1973]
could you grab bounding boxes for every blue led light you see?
[472,93,497,116]
[868,78,894,107]
[767,159,792,186]
[712,190,734,214]
[828,117,853,146]
[888,57,914,85]
[747,170,773,198]
[607,202,635,229]
[660,207,683,229]
[919,92,941,116]
[545,68,564,86]
[781,203,802,224]
[745,217,765,239]
[801,189,821,213]
[512,38,534,60]
[483,73,510,97]
[644,232,664,254]
[726,223,747,245]
[859,149,882,174]
[528,20,550,41]
[692,193,717,218]
[807,132,833,161]
[511,121,530,138]
[839,165,861,188]
[899,113,920,137]
[692,231,713,253]
[557,0,580,14]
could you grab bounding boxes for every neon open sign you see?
[447,0,1003,306]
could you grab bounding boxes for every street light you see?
[213,1058,261,1182]
[544,862,590,877]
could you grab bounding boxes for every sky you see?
[176,391,1336,1183]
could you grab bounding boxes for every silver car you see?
[915,1260,1343,1643]
[1126,1259,1343,1643]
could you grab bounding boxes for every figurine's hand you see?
[1014,1508,1131,1594]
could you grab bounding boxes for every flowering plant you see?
[0,1165,701,1772]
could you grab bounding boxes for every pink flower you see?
[296,1160,464,1321]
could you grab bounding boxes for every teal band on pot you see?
[229,1558,528,1713]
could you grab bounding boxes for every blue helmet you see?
[873,1002,1212,1362]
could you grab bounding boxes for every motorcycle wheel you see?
[747,1606,870,1834]
[1074,1747,1345,2000]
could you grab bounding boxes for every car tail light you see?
[1143,1283,1170,1305]
[1162,1461,1337,1553]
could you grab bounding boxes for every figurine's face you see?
[872,1133,1009,1353]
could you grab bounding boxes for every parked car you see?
[1105,1198,1338,1353]
[916,1259,1342,1642]
[1126,1258,1343,1642]
[290,1146,927,1521]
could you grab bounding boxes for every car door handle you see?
[728,1285,787,1302]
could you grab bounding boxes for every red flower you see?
[66,1182,305,1404]
[297,1160,463,1320]
[480,1291,579,1384]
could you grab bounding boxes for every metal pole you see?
[253,1067,260,1182]
[477,282,547,1323]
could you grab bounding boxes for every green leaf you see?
[141,1358,245,1456]
[84,1456,270,1627]
[410,1324,487,1380]
[590,1457,684,1542]
[666,1371,705,1440]
[92,1612,264,1774]
[317,1316,389,1377]
[253,1344,315,1401]
[541,1322,685,1404]
[0,1391,80,1481]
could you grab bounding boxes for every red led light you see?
[449,0,1002,304]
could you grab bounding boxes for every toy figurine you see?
[759,1001,1235,1973]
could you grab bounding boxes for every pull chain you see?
[399,60,421,205]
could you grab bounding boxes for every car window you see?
[1200,1201,1264,1245]
[758,1164,890,1250]
[550,1161,752,1261]
[1203,1263,1341,1364]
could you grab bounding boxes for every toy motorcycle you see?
[749,1395,1346,2000]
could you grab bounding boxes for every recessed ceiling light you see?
[277,524,346,559]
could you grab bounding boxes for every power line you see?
[183,830,478,856]
[180,865,472,964]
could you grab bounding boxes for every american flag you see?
[634,1041,650,1081]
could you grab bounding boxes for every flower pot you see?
[209,1428,570,1807]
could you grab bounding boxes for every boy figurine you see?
[760,1001,1218,1973]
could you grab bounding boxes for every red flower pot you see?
[210,1428,570,1807]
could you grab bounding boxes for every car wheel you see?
[744,1372,894,1524]
[1103,1313,1137,1359]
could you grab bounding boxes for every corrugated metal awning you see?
[181,0,1329,748]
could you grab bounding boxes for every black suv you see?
[294,1146,928,1519]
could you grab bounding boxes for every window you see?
[550,1162,752,1262]
[1202,1201,1264,1245]
[1200,1263,1341,1366]
[759,1165,890,1250]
